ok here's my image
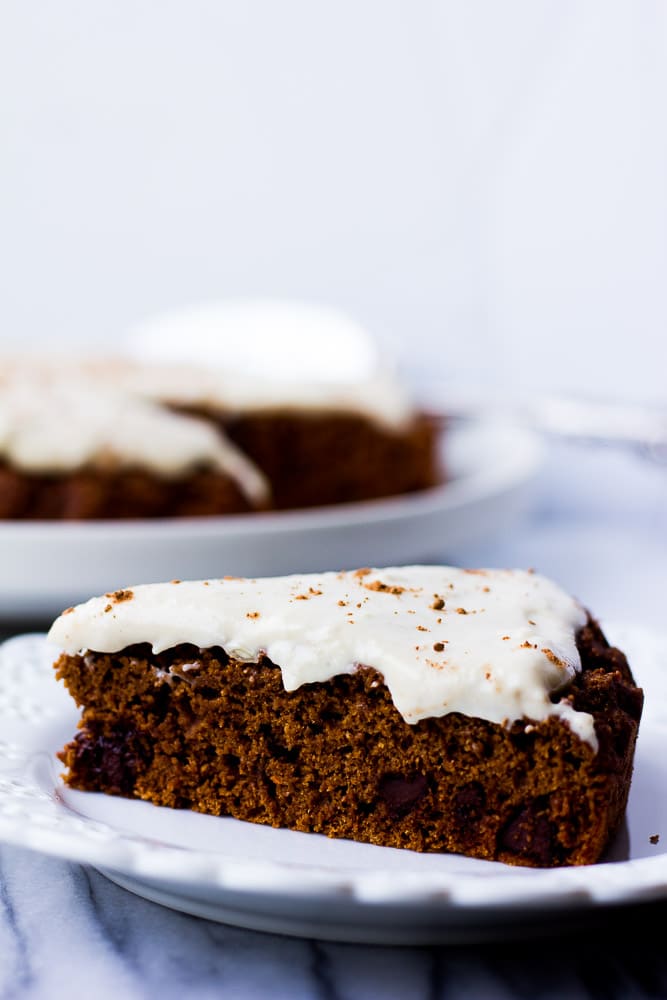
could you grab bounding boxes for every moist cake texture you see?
[49,567,643,867]
[214,411,438,509]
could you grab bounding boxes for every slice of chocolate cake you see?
[48,567,643,867]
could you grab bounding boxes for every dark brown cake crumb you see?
[0,462,257,519]
[650,834,660,845]
[192,411,442,512]
[54,617,642,868]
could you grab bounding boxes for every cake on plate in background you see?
[0,317,441,520]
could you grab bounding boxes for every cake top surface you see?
[49,566,595,745]
[0,372,268,502]
[117,362,416,430]
[1,355,416,431]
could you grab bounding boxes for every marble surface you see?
[0,843,665,1000]
[1,441,666,1000]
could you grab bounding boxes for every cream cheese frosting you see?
[48,566,596,747]
[1,354,416,433]
[121,300,415,429]
[0,373,268,503]
[115,363,415,431]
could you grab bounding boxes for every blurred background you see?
[1,1,666,626]
[2,0,666,398]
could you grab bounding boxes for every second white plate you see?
[0,419,543,620]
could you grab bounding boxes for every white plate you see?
[0,628,664,945]
[0,419,542,620]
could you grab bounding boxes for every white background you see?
[1,1,666,398]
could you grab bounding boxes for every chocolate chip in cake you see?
[378,772,429,817]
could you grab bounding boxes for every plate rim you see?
[0,627,665,917]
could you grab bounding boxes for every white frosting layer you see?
[48,567,596,747]
[0,372,268,503]
[2,353,416,434]
[121,300,414,427]
[0,351,417,485]
[125,300,383,383]
[115,363,415,431]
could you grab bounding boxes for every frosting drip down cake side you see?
[49,567,643,867]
